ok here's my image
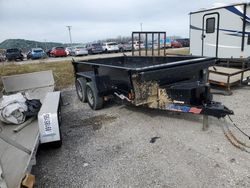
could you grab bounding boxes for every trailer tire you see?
[86,82,103,110]
[75,78,87,102]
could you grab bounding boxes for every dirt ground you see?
[32,86,250,188]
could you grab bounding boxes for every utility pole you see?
[44,39,47,51]
[140,23,143,31]
[66,26,72,45]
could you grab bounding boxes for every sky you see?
[0,0,244,43]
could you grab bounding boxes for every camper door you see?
[202,13,219,57]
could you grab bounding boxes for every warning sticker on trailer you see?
[166,104,202,114]
[166,104,191,112]
[189,107,202,114]
[43,113,54,135]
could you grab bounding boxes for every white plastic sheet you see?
[0,93,27,124]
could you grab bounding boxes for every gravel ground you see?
[32,86,250,188]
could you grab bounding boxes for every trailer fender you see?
[83,75,100,96]
[77,72,112,97]
[75,71,99,95]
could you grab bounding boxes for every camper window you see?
[248,34,250,45]
[206,18,215,33]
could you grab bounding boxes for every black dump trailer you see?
[72,55,233,119]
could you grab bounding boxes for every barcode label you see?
[43,113,53,135]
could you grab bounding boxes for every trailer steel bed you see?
[73,55,233,120]
[78,56,208,70]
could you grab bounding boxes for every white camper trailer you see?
[190,3,250,59]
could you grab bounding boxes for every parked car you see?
[70,46,88,56]
[6,48,24,61]
[130,41,145,50]
[171,40,183,48]
[50,47,67,57]
[27,48,46,60]
[176,38,190,47]
[86,43,103,54]
[102,42,119,53]
[146,42,159,49]
[118,42,132,52]
[46,49,51,57]
[65,47,73,56]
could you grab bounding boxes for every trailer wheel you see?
[75,78,87,102]
[86,82,103,110]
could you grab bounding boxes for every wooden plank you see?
[209,66,242,74]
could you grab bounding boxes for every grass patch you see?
[0,60,74,91]
[133,48,189,56]
[167,48,189,55]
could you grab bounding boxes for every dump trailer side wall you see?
[138,59,213,84]
[73,56,234,118]
[73,56,216,104]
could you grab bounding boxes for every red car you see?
[50,47,67,57]
[171,40,182,48]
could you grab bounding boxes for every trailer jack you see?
[200,102,233,131]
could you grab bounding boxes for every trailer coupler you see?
[202,102,234,118]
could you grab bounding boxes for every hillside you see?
[0,39,65,52]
